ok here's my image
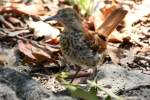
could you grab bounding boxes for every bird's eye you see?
[59,12,69,18]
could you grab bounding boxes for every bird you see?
[44,8,127,82]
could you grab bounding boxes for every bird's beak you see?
[43,15,58,22]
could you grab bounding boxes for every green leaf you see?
[64,83,99,100]
[89,86,97,96]
[87,81,125,100]
[55,72,70,81]
[68,0,102,16]
[105,96,111,100]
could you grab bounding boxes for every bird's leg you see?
[70,65,81,83]
[87,67,98,83]
[92,56,106,83]
[93,67,98,82]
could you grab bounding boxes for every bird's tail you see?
[97,8,128,40]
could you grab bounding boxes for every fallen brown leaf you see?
[27,21,60,39]
[18,40,36,59]
[107,45,123,64]
[45,38,60,45]
[11,0,45,16]
[108,31,130,43]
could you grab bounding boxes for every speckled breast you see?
[60,32,101,68]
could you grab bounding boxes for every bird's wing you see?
[82,32,106,53]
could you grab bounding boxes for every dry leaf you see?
[107,45,123,64]
[18,40,54,64]
[140,47,150,52]
[100,5,117,18]
[31,45,51,60]
[27,21,60,39]
[45,38,60,45]
[124,0,150,30]
[18,40,36,59]
[93,2,118,31]
[108,31,130,43]
[93,10,104,31]
[11,0,45,15]
[45,44,60,52]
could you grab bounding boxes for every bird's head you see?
[44,8,83,32]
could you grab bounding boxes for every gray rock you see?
[0,68,76,100]
[96,64,150,99]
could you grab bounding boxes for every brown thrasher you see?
[44,8,127,82]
